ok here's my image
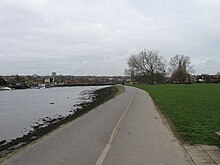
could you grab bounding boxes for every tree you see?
[0,77,7,86]
[169,55,193,83]
[124,68,136,82]
[15,75,26,85]
[127,50,166,84]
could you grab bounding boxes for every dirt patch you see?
[0,86,119,159]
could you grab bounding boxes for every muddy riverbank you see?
[0,86,118,159]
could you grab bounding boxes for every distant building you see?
[202,74,220,83]
[52,72,56,77]
[44,78,54,84]
[32,74,39,78]
[193,74,220,83]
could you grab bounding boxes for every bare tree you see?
[169,54,193,83]
[127,50,166,84]
[124,68,135,81]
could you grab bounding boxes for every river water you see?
[0,86,107,142]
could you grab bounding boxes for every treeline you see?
[125,49,193,84]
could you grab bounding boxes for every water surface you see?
[0,86,107,142]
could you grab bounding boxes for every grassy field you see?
[132,83,220,146]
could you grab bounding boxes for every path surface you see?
[1,86,192,165]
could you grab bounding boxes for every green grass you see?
[132,83,220,146]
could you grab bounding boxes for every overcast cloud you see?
[0,0,220,75]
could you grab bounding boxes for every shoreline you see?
[0,85,121,160]
[0,83,116,90]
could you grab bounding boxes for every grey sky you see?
[0,0,220,76]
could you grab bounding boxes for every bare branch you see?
[127,49,166,84]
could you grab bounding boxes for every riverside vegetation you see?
[133,83,220,146]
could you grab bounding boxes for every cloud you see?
[193,58,220,75]
[0,0,220,75]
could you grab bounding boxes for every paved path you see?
[1,86,192,165]
[184,145,220,165]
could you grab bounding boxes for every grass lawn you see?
[132,83,220,146]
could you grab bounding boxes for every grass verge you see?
[132,83,220,146]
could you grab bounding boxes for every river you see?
[0,86,108,142]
